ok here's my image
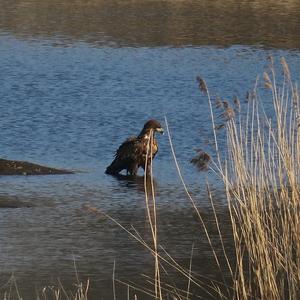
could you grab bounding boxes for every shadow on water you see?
[0,195,33,208]
[108,173,158,192]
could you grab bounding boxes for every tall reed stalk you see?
[144,129,162,300]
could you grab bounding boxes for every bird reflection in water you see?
[111,173,158,195]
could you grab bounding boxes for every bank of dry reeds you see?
[201,57,300,299]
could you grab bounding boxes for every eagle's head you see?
[140,119,164,136]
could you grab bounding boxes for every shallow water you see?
[1,0,300,299]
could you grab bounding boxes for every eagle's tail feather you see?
[105,166,118,175]
[105,159,122,175]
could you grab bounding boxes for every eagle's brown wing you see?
[105,136,144,175]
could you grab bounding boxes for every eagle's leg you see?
[142,160,152,176]
[128,164,138,176]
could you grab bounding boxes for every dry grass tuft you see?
[196,76,208,94]
[1,275,90,300]
[190,150,211,171]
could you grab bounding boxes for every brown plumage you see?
[105,119,164,176]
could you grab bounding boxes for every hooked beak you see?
[156,127,164,135]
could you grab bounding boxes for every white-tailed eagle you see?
[105,119,164,176]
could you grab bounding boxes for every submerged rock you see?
[0,158,74,175]
[0,195,32,208]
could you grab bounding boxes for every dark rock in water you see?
[0,158,74,175]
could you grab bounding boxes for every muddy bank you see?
[0,159,74,176]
